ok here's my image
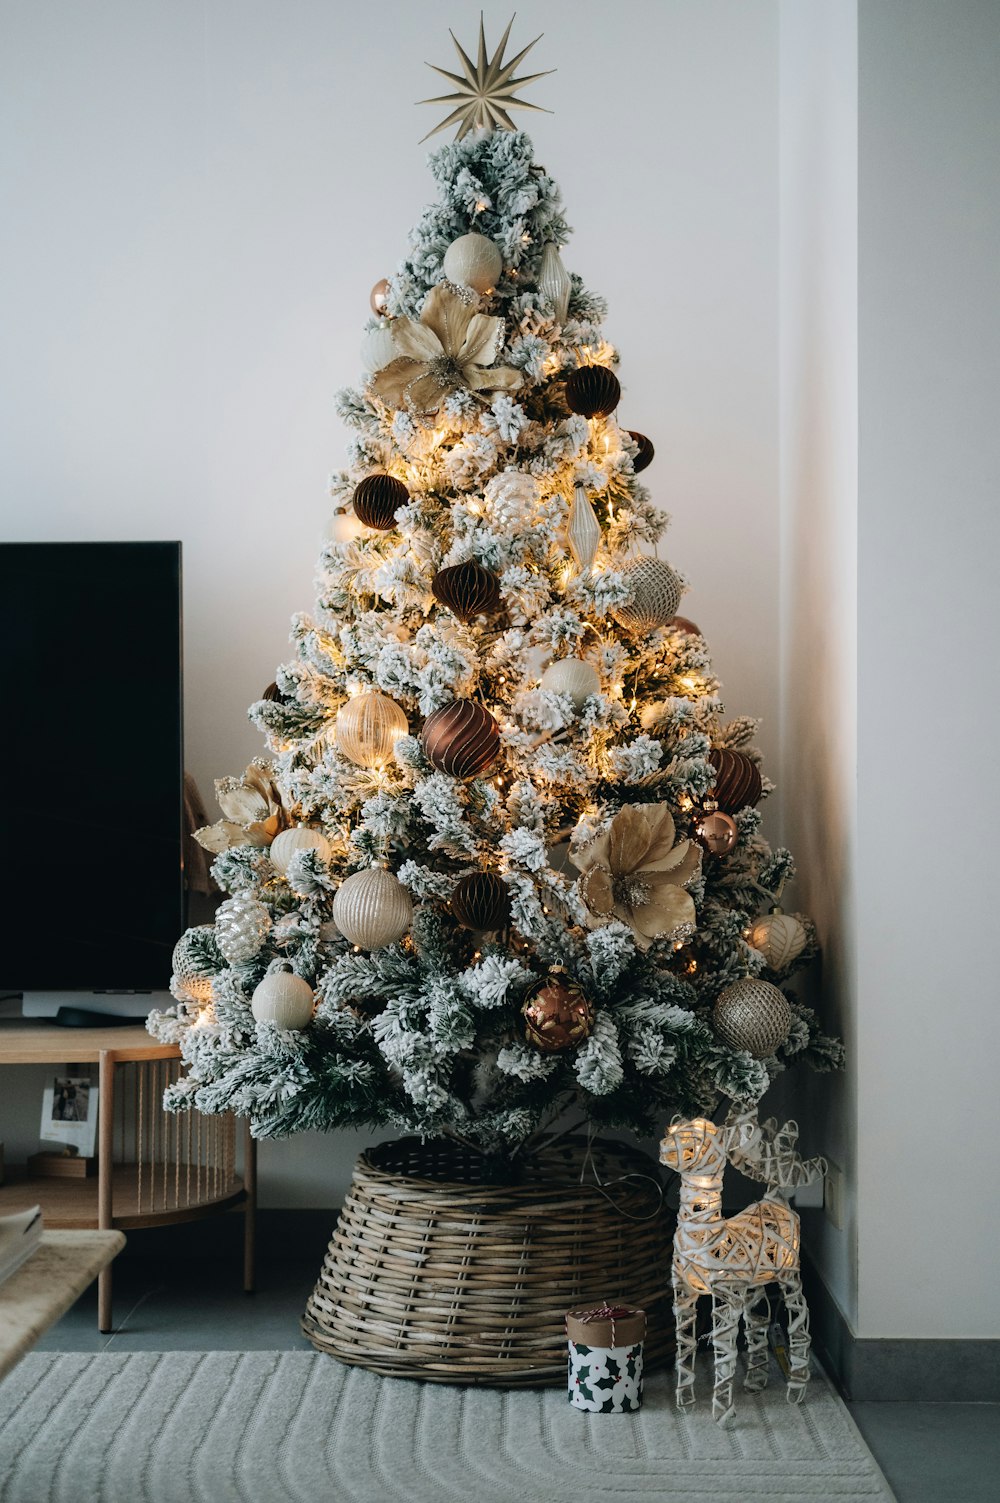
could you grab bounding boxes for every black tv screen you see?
[1,542,183,992]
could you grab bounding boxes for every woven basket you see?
[302,1135,674,1386]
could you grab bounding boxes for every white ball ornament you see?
[332,867,413,950]
[443,233,503,294]
[612,558,684,632]
[540,658,601,710]
[270,826,332,875]
[251,968,315,1030]
[335,691,408,769]
[748,910,808,971]
[360,324,398,374]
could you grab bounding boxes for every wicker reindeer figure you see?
[659,1112,826,1423]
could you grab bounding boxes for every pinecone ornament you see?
[215,892,272,965]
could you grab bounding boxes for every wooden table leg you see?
[98,1052,115,1333]
[243,1120,257,1294]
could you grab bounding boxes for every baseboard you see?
[803,1254,1000,1402]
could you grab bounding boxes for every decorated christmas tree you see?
[150,22,842,1159]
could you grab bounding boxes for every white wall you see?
[0,0,781,1207]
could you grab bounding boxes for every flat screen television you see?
[1,542,184,1018]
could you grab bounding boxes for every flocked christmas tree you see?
[150,21,842,1156]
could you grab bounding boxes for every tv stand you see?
[0,1020,256,1331]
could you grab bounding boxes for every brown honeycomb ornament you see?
[627,431,655,472]
[450,871,511,931]
[522,972,595,1052]
[708,749,763,813]
[421,700,501,778]
[262,681,290,705]
[431,561,502,622]
[564,366,621,418]
[352,473,408,531]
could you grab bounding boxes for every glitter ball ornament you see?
[709,749,763,813]
[627,431,655,472]
[748,909,808,970]
[353,473,409,531]
[522,973,595,1052]
[215,893,271,965]
[713,978,793,1058]
[612,557,683,631]
[270,827,332,875]
[421,700,501,778]
[564,365,621,418]
[540,657,600,709]
[451,871,510,931]
[335,691,407,768]
[538,242,571,322]
[431,561,501,621]
[333,867,413,950]
[251,967,315,1030]
[370,277,391,316]
[443,232,502,293]
[694,808,738,857]
[170,926,220,1004]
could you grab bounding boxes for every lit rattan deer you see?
[659,1112,826,1423]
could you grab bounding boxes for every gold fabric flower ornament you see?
[370,283,522,415]
[194,760,288,854]
[571,803,701,950]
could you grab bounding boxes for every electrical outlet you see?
[824,1160,844,1229]
[791,1176,824,1208]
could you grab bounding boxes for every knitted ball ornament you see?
[713,978,792,1059]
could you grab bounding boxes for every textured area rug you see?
[0,1352,893,1502]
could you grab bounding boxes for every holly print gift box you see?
[566,1304,646,1413]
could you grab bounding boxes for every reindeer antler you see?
[723,1108,827,1193]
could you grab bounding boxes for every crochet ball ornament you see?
[522,973,595,1052]
[370,277,391,316]
[540,657,600,710]
[352,473,409,531]
[613,557,683,631]
[708,749,763,813]
[251,969,315,1030]
[215,893,271,965]
[694,809,738,857]
[748,910,808,971]
[332,867,413,950]
[443,232,503,294]
[563,365,621,418]
[431,561,502,622]
[450,871,511,932]
[713,978,793,1059]
[627,431,655,473]
[421,700,501,778]
[335,691,408,768]
[270,826,332,875]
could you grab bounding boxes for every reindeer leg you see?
[743,1286,771,1392]
[672,1263,699,1409]
[710,1283,742,1424]
[780,1270,812,1402]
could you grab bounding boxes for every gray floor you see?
[30,1217,1000,1503]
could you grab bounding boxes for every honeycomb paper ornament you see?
[567,485,602,572]
[431,561,502,621]
[540,657,600,710]
[216,893,271,965]
[333,867,413,949]
[748,910,808,971]
[270,827,332,875]
[564,365,621,418]
[450,871,510,931]
[613,557,683,632]
[713,978,793,1059]
[353,473,409,531]
[251,968,315,1029]
[538,242,571,322]
[443,232,502,293]
[335,691,408,768]
[627,431,655,473]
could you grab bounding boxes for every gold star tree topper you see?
[419,14,554,142]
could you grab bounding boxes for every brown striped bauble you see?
[627,431,655,472]
[421,700,500,778]
[713,978,792,1059]
[522,973,595,1052]
[667,616,702,637]
[708,749,763,813]
[262,680,290,704]
[450,872,511,931]
[564,366,621,418]
[431,561,501,622]
[353,473,408,531]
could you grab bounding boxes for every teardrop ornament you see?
[567,486,602,573]
[538,243,571,323]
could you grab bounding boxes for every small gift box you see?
[566,1303,646,1413]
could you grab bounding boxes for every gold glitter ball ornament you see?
[522,972,595,1052]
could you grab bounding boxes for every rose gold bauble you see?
[370,278,391,316]
[522,973,595,1052]
[695,809,738,856]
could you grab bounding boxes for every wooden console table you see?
[0,1021,256,1332]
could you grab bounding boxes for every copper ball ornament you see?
[522,973,595,1052]
[370,277,391,316]
[695,808,738,857]
[564,366,621,418]
[352,473,408,531]
[421,700,501,778]
[708,749,763,814]
[668,616,702,637]
[431,561,501,622]
[627,431,655,472]
[713,978,793,1059]
[450,871,511,931]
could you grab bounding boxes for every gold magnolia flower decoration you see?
[370,283,522,415]
[194,760,288,855]
[571,803,701,950]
